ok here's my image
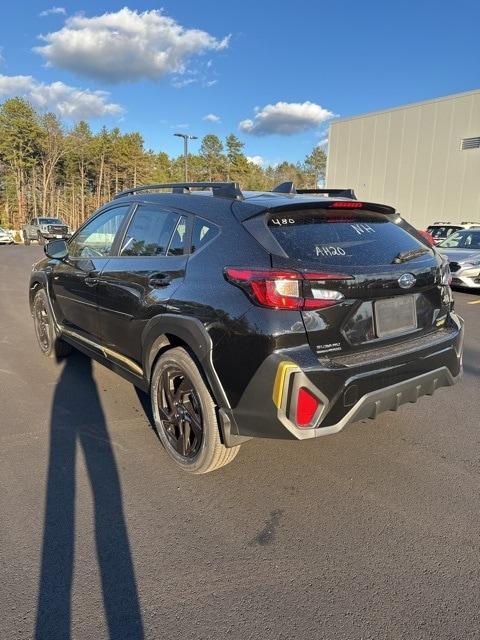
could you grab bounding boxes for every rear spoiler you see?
[265,199,397,217]
[272,181,356,200]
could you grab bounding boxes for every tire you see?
[24,232,31,246]
[33,289,72,358]
[151,347,240,474]
[37,233,45,246]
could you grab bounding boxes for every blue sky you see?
[0,0,479,166]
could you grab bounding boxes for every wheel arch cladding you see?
[141,314,230,409]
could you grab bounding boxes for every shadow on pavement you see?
[35,351,144,640]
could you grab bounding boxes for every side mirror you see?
[45,239,69,260]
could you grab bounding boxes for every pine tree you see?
[199,134,225,181]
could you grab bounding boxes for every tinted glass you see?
[438,230,480,249]
[426,225,461,239]
[120,205,179,257]
[167,216,187,256]
[39,218,63,225]
[267,209,430,267]
[69,206,130,258]
[191,218,218,253]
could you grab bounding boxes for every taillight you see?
[418,229,435,246]
[224,268,352,310]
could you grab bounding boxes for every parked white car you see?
[437,229,480,289]
[0,228,15,245]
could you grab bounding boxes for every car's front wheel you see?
[37,232,45,245]
[23,232,31,246]
[151,347,240,474]
[33,289,72,358]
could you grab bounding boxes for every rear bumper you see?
[228,315,464,441]
[293,366,460,439]
[41,233,71,240]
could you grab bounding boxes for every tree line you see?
[0,97,327,230]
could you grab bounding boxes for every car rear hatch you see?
[256,201,452,360]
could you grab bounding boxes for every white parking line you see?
[467,300,480,305]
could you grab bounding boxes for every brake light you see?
[224,268,352,310]
[296,387,321,426]
[329,201,363,209]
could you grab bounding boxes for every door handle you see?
[148,273,171,287]
[84,271,99,287]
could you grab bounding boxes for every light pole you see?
[174,133,198,182]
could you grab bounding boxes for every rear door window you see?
[120,204,180,257]
[267,209,431,267]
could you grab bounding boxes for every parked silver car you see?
[0,227,15,245]
[437,229,480,289]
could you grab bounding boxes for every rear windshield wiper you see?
[392,247,429,264]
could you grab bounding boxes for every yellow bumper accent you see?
[272,362,297,408]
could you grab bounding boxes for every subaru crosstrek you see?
[29,182,464,473]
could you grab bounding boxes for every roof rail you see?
[296,188,357,200]
[113,182,243,201]
[460,221,480,225]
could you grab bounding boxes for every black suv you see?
[30,182,464,473]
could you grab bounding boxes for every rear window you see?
[267,209,430,267]
[426,225,461,239]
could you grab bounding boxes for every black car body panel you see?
[30,185,464,445]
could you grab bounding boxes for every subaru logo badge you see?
[398,273,416,289]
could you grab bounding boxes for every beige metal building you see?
[326,90,480,228]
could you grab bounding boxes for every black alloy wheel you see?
[34,294,52,354]
[151,347,240,473]
[32,289,72,358]
[157,366,203,458]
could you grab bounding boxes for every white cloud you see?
[239,101,335,136]
[317,137,329,147]
[34,7,230,83]
[203,113,220,123]
[39,6,66,17]
[0,74,123,119]
[246,155,264,167]
[172,77,197,89]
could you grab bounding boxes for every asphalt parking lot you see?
[1,245,479,640]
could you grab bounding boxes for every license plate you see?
[56,234,62,238]
[375,295,417,338]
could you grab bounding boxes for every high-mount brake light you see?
[329,201,364,209]
[224,268,352,310]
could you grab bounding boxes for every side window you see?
[69,205,130,258]
[167,216,188,256]
[191,218,218,253]
[120,205,179,257]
